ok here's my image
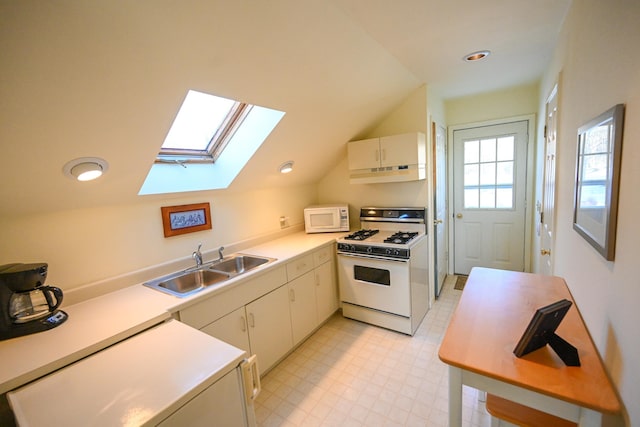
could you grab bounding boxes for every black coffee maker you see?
[0,263,68,341]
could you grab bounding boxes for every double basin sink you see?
[144,254,276,297]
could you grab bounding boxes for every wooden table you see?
[438,268,621,426]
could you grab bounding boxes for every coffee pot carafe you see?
[10,286,63,323]
[0,263,68,341]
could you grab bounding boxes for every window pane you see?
[162,90,236,150]
[584,123,611,154]
[465,140,479,163]
[496,161,513,185]
[480,188,495,208]
[497,136,514,161]
[480,163,496,185]
[496,188,513,208]
[582,154,608,181]
[464,164,479,186]
[579,184,606,207]
[480,138,496,162]
[465,188,479,208]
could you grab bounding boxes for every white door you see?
[540,86,558,276]
[433,122,447,296]
[453,120,529,274]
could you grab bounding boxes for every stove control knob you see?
[366,247,373,254]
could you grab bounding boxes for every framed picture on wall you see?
[161,202,212,237]
[573,104,625,261]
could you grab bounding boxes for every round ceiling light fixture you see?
[279,161,294,174]
[463,50,491,62]
[63,157,109,181]
[278,160,293,173]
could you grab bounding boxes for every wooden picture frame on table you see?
[573,104,624,261]
[161,202,212,237]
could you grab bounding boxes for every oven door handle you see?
[337,252,409,263]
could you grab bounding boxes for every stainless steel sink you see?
[144,269,230,297]
[209,254,275,275]
[144,254,276,297]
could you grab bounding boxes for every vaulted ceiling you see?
[0,0,571,216]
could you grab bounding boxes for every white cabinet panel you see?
[201,307,251,355]
[288,271,318,345]
[246,285,293,372]
[347,137,380,170]
[315,260,338,323]
[158,368,247,427]
[380,133,426,167]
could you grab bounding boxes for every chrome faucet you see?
[218,246,225,261]
[192,243,203,268]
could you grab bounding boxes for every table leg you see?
[449,365,463,427]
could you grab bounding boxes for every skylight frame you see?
[156,95,253,164]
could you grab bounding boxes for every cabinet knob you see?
[456,213,463,219]
[541,249,551,256]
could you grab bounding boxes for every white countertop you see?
[7,320,246,427]
[0,231,343,395]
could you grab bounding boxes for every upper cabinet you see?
[347,132,426,184]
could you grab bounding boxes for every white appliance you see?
[7,320,260,427]
[304,204,349,233]
[337,207,429,335]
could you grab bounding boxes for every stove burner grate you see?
[344,229,379,241]
[383,231,419,245]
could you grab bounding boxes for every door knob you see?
[456,213,463,219]
[541,249,551,256]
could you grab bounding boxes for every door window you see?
[463,136,515,209]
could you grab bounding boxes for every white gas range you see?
[336,207,430,335]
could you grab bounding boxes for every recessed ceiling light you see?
[63,157,109,181]
[279,161,294,174]
[463,50,491,62]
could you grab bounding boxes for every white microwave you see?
[304,204,350,233]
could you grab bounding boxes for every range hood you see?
[349,164,425,184]
[347,132,426,184]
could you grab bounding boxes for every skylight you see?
[139,90,285,195]
[158,90,250,162]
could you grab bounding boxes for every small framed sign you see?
[161,202,212,237]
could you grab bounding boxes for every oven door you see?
[337,253,410,317]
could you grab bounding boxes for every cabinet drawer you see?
[286,254,314,281]
[313,245,333,267]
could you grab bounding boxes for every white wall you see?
[445,82,540,126]
[537,1,640,424]
[0,185,316,291]
[318,85,430,220]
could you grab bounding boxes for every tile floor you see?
[254,275,492,427]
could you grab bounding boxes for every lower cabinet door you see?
[289,270,318,344]
[315,260,338,323]
[201,306,251,355]
[158,368,248,427]
[246,285,293,372]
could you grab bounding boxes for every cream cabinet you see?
[347,132,426,183]
[245,285,294,372]
[158,368,248,427]
[181,244,339,375]
[199,286,293,374]
[288,270,318,345]
[201,306,251,355]
[315,259,337,323]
